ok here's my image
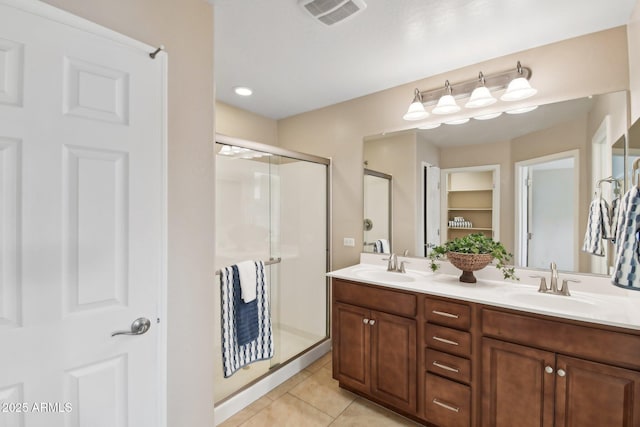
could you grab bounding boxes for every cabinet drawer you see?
[425,298,471,330]
[333,279,416,318]
[425,373,470,427]
[425,324,471,357]
[426,349,471,384]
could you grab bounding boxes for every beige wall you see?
[216,101,279,146]
[41,1,216,425]
[276,27,629,269]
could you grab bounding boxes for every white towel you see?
[237,260,257,302]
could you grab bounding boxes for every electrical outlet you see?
[343,237,355,247]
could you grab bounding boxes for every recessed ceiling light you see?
[234,86,253,96]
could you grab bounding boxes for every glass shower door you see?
[213,141,329,403]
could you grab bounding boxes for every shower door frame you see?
[214,133,332,393]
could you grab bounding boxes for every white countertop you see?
[327,254,640,331]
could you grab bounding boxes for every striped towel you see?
[612,187,640,289]
[610,197,621,243]
[231,265,259,345]
[582,198,611,256]
[219,261,274,377]
[373,239,390,254]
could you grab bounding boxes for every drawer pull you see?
[432,336,459,346]
[432,398,460,413]
[432,360,459,373]
[432,310,459,319]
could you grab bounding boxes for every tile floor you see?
[219,352,422,427]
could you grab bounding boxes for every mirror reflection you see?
[363,169,392,254]
[363,91,629,276]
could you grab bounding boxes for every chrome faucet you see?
[550,262,559,293]
[531,261,579,296]
[383,253,407,273]
[385,253,397,272]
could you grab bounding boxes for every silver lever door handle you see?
[111,317,151,337]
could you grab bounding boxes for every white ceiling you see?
[213,0,636,120]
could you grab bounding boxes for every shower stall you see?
[213,135,331,412]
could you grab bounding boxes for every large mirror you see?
[363,90,629,275]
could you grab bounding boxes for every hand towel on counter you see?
[582,198,612,256]
[612,187,640,289]
[237,260,258,302]
[219,261,274,378]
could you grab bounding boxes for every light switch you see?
[343,237,355,247]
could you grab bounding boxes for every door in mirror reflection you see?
[364,169,392,253]
[423,164,441,256]
[516,152,577,271]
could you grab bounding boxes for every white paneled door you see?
[0,1,166,427]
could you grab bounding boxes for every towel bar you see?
[214,257,282,276]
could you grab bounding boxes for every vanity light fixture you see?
[432,80,461,115]
[402,61,535,121]
[402,88,429,121]
[500,61,537,101]
[465,72,497,108]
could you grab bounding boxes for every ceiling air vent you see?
[298,0,367,26]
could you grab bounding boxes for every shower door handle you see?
[112,317,151,337]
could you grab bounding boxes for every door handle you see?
[111,317,151,337]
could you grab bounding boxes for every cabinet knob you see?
[557,369,566,377]
[363,318,369,324]
[369,319,376,326]
[545,366,554,374]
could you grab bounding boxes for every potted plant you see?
[428,233,517,283]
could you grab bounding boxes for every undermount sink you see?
[506,291,599,312]
[353,269,417,283]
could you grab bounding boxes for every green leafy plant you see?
[428,233,518,280]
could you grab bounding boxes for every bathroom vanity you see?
[328,257,640,427]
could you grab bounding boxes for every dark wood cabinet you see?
[554,355,640,427]
[370,310,417,412]
[482,319,640,427]
[481,338,555,427]
[333,302,370,394]
[332,277,640,427]
[332,281,417,414]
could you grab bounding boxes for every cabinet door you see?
[370,310,417,413]
[482,338,555,427]
[555,355,640,427]
[333,302,370,394]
